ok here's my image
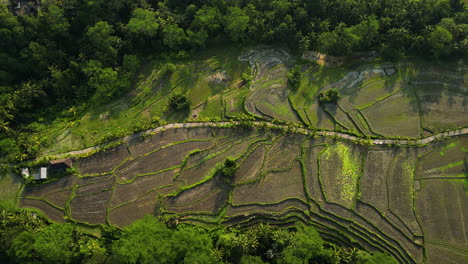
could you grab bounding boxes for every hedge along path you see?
[32,122,468,162]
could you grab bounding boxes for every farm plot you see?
[234,144,268,184]
[20,198,65,223]
[76,175,115,196]
[319,142,363,208]
[425,243,468,264]
[223,89,249,117]
[163,177,229,215]
[225,198,309,217]
[360,151,392,211]
[116,139,215,181]
[22,175,75,198]
[324,103,360,133]
[231,161,306,205]
[263,136,303,172]
[110,170,176,208]
[339,74,402,111]
[416,137,468,180]
[352,202,420,264]
[416,87,468,132]
[127,128,191,157]
[43,189,72,209]
[76,144,129,175]
[415,179,468,250]
[386,150,420,232]
[177,133,267,186]
[0,171,22,210]
[361,91,421,137]
[239,49,299,122]
[303,142,326,204]
[70,190,112,224]
[109,191,162,227]
[17,123,468,263]
[77,174,113,186]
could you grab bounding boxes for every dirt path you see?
[47,122,468,160]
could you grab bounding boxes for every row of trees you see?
[1,210,397,264]
[0,0,466,160]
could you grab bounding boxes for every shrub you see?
[219,157,238,179]
[165,92,191,112]
[287,66,301,90]
[241,73,252,86]
[318,89,340,103]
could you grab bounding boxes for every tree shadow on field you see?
[163,107,191,123]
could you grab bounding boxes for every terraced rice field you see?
[20,126,468,264]
[14,48,468,264]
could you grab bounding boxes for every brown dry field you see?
[19,128,468,264]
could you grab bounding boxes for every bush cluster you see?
[318,89,340,104]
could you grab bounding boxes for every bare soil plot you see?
[304,143,326,204]
[20,198,65,223]
[386,150,420,230]
[234,144,267,184]
[416,137,467,180]
[354,202,423,264]
[425,243,468,264]
[232,161,306,205]
[319,142,362,208]
[77,144,129,175]
[110,170,176,208]
[43,189,71,209]
[127,128,190,157]
[225,198,309,217]
[263,138,301,171]
[166,177,218,206]
[116,140,214,181]
[109,188,173,227]
[415,179,468,250]
[359,151,391,210]
[164,188,228,215]
[361,91,420,137]
[178,134,265,186]
[22,175,75,198]
[77,174,113,186]
[70,190,111,224]
[76,176,115,196]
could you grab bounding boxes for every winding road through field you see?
[53,122,468,159]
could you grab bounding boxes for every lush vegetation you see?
[0,209,396,264]
[287,66,302,91]
[0,0,466,161]
[318,89,340,104]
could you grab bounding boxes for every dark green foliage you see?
[318,89,340,104]
[287,66,301,91]
[0,207,398,264]
[220,157,238,179]
[33,223,75,263]
[0,0,466,161]
[112,215,215,264]
[165,92,191,112]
